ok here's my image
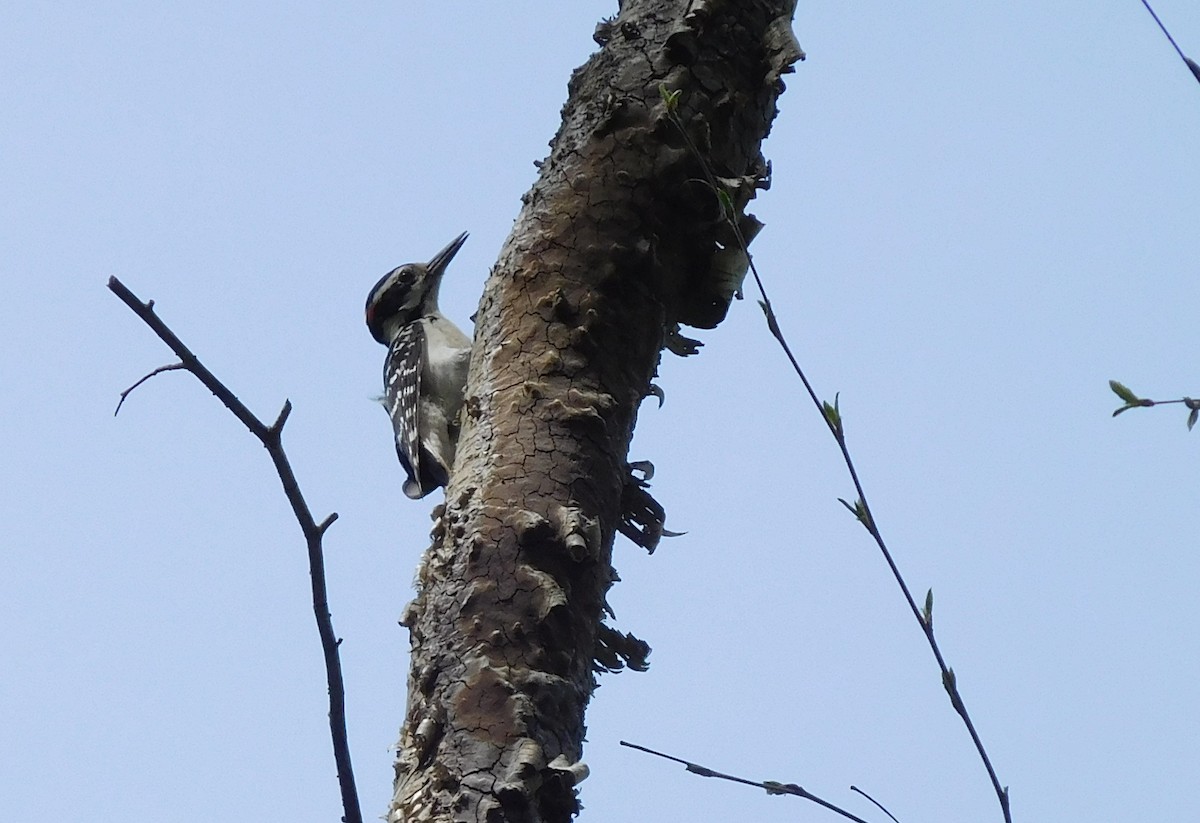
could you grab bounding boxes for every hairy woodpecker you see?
[366,232,472,499]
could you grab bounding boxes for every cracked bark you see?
[390,2,800,821]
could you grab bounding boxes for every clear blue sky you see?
[3,3,1197,821]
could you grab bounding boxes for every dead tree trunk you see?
[390,3,801,821]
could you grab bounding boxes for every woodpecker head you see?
[365,232,469,345]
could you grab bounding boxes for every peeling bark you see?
[390,2,800,821]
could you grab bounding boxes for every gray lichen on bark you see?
[390,2,800,821]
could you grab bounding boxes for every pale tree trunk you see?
[390,2,801,820]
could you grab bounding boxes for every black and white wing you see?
[384,322,425,498]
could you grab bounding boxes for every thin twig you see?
[751,253,1011,823]
[1141,0,1188,63]
[620,741,872,823]
[107,276,362,823]
[115,362,187,416]
[1138,0,1200,85]
[851,785,902,823]
[662,105,1012,822]
[747,217,1012,823]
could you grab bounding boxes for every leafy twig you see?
[660,94,1012,823]
[107,276,361,823]
[751,264,1011,823]
[619,741,873,823]
[1109,379,1200,430]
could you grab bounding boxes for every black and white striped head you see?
[365,231,468,345]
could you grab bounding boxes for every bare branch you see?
[270,399,293,435]
[114,362,187,416]
[1139,0,1200,86]
[107,276,361,823]
[107,277,268,439]
[851,785,902,823]
[317,512,340,537]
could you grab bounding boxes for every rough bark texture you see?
[390,2,801,821]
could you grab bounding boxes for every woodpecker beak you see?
[427,231,469,278]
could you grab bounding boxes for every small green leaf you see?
[658,83,682,113]
[1188,408,1198,431]
[822,399,841,431]
[758,299,782,339]
[836,497,870,529]
[1109,380,1140,404]
[717,188,734,220]
[922,588,934,628]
